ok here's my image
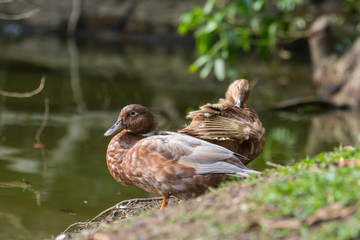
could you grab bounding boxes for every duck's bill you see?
[104,119,125,136]
[235,96,244,108]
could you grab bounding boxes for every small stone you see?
[92,232,112,240]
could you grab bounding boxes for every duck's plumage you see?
[105,104,259,209]
[179,79,265,165]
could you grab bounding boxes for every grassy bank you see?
[62,146,360,240]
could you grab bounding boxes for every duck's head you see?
[104,104,157,136]
[225,79,250,108]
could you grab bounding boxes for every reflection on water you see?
[0,36,359,239]
[306,111,360,156]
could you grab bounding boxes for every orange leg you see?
[160,195,169,210]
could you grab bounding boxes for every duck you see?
[178,79,265,165]
[104,104,259,209]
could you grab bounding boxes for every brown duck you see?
[104,104,259,209]
[179,79,265,165]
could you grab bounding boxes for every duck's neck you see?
[114,130,145,149]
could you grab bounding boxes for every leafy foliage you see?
[179,0,360,80]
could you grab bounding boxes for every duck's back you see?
[179,101,265,165]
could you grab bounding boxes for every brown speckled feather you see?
[179,79,265,165]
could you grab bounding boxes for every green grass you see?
[248,146,360,239]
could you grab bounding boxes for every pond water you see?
[0,36,359,240]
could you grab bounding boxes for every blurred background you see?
[1,1,360,239]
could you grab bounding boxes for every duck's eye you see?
[130,111,137,116]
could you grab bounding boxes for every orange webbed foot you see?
[160,195,169,210]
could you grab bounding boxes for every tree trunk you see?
[308,15,360,108]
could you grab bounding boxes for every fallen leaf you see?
[343,146,355,150]
[259,218,301,229]
[92,232,112,240]
[266,161,285,168]
[305,203,356,225]
[309,166,323,173]
[33,142,44,148]
[338,158,360,167]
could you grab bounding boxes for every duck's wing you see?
[180,114,260,141]
[195,116,252,140]
[139,132,259,177]
[186,103,256,121]
[180,103,263,141]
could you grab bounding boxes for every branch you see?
[0,75,46,98]
[67,0,81,36]
[266,161,285,168]
[0,7,40,20]
[34,98,49,148]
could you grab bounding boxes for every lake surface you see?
[0,36,359,240]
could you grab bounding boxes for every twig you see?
[34,98,49,147]
[87,204,120,224]
[87,197,164,224]
[67,0,81,36]
[62,222,88,234]
[68,37,86,113]
[0,75,46,98]
[63,197,165,233]
[67,0,86,113]
[62,197,179,235]
[0,7,40,20]
[266,161,285,168]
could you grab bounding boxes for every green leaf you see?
[238,28,251,51]
[214,58,226,81]
[238,0,251,18]
[221,48,229,59]
[189,55,210,72]
[178,24,188,35]
[250,17,260,32]
[253,0,265,11]
[197,33,213,53]
[226,4,237,18]
[203,0,216,14]
[200,61,214,79]
[180,11,195,25]
[178,8,203,34]
[204,20,218,33]
[208,41,224,56]
[293,16,306,29]
[268,22,278,45]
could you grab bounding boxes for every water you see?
[0,36,359,240]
